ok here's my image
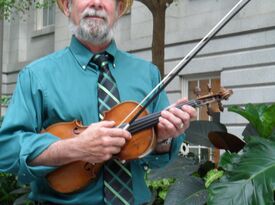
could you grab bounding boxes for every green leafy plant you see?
[207,103,275,205]
[153,156,208,205]
[0,0,55,20]
[146,175,176,205]
[144,120,227,205]
[230,104,275,138]
[204,169,223,188]
[0,173,18,203]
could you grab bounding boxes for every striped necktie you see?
[91,53,134,205]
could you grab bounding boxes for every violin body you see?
[46,101,156,193]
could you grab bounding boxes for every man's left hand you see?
[157,98,197,143]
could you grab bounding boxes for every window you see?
[181,76,221,164]
[34,0,55,30]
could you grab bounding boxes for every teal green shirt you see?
[0,36,183,205]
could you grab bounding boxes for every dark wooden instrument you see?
[45,88,233,193]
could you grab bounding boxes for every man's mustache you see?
[81,8,108,21]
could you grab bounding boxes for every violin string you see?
[128,100,199,134]
[128,114,160,134]
[130,97,221,134]
[129,101,193,133]
[129,101,197,133]
[117,0,250,130]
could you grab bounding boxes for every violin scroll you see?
[218,88,233,100]
[196,87,233,113]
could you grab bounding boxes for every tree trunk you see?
[137,0,173,78]
[152,6,166,78]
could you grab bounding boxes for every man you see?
[0,0,196,204]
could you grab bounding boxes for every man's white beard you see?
[69,8,115,45]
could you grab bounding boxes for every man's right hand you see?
[30,121,131,166]
[72,121,131,163]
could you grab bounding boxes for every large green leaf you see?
[185,121,227,147]
[218,151,239,170]
[242,123,259,138]
[229,104,259,127]
[148,157,207,205]
[148,157,198,180]
[207,136,275,205]
[171,176,207,205]
[229,104,275,138]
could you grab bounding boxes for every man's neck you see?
[77,37,111,53]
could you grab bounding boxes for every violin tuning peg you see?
[207,84,213,94]
[194,87,201,97]
[218,101,224,112]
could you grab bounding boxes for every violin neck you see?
[128,99,201,134]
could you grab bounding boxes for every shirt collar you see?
[69,36,118,70]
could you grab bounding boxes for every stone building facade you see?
[1,0,275,137]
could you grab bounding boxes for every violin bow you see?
[119,0,252,128]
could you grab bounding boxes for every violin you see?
[45,88,232,193]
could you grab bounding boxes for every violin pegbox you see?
[217,88,233,112]
[193,86,215,115]
[196,87,233,114]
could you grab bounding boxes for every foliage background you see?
[0,0,55,20]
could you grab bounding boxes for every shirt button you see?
[155,157,159,160]
[144,165,149,171]
[82,65,86,69]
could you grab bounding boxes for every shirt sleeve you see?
[0,68,59,184]
[139,64,184,169]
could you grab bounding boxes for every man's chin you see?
[76,31,111,45]
[69,21,113,45]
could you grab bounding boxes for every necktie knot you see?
[91,52,112,71]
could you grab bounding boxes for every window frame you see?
[34,0,55,31]
[181,74,221,164]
